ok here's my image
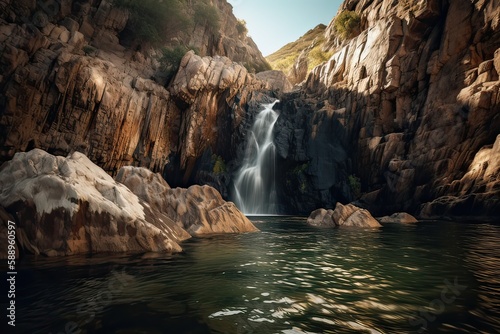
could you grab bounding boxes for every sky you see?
[227,0,344,56]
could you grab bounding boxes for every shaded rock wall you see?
[275,0,500,217]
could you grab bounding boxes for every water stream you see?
[233,101,279,214]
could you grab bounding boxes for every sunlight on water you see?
[15,218,500,333]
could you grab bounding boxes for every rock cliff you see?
[0,0,271,180]
[274,0,500,218]
[1,0,498,221]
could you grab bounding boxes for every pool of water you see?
[11,217,500,333]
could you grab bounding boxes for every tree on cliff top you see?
[114,0,222,47]
[113,0,192,45]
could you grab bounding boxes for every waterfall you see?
[233,101,280,215]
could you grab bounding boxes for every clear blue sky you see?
[227,0,343,56]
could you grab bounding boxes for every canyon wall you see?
[0,0,271,179]
[275,0,500,217]
[1,0,498,219]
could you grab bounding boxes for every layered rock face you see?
[275,0,500,218]
[0,0,271,181]
[0,150,257,257]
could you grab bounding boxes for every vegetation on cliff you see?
[266,24,332,82]
[112,0,268,74]
[333,10,361,40]
[113,0,194,45]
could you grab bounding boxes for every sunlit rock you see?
[307,203,381,228]
[0,150,185,256]
[419,134,500,218]
[116,166,258,235]
[274,0,500,217]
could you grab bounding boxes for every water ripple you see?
[15,218,500,333]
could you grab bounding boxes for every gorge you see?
[1,0,498,219]
[0,0,499,332]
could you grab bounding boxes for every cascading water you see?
[233,101,280,215]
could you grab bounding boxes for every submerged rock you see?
[307,203,381,228]
[378,212,418,224]
[116,166,258,235]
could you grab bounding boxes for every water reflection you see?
[15,218,500,333]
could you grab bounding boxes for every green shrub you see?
[212,155,226,174]
[292,163,309,175]
[236,19,247,36]
[334,10,361,40]
[348,174,361,199]
[194,1,220,33]
[272,53,299,72]
[113,0,192,45]
[82,45,97,56]
[308,46,333,72]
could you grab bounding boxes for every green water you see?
[13,217,500,333]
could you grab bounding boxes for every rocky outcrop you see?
[275,0,500,218]
[307,208,337,227]
[307,203,381,228]
[0,149,257,257]
[378,212,418,224]
[0,149,187,256]
[116,166,258,235]
[169,51,268,176]
[256,70,293,94]
[194,0,270,73]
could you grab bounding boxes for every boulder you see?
[163,185,259,235]
[0,149,188,256]
[116,166,258,235]
[307,203,381,228]
[378,212,418,223]
[0,150,258,256]
[307,208,336,227]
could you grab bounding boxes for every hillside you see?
[266,24,331,84]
